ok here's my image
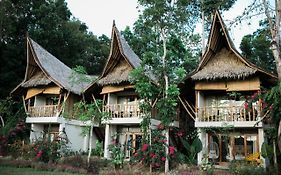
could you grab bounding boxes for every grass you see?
[0,166,84,175]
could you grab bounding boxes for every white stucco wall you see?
[64,123,97,152]
[34,96,45,106]
[197,128,207,165]
[30,123,44,142]
[104,124,117,158]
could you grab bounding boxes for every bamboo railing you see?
[197,105,258,122]
[103,104,142,118]
[28,105,58,117]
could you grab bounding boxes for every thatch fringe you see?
[22,72,51,87]
[192,48,256,80]
[98,60,132,85]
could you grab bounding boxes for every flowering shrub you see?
[31,138,63,163]
[131,124,176,170]
[200,154,214,175]
[0,121,29,156]
[92,140,104,157]
[0,135,8,156]
[229,160,265,175]
[108,139,125,168]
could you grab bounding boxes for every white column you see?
[104,124,110,159]
[83,133,89,152]
[30,124,44,142]
[59,123,65,133]
[258,128,266,168]
[30,123,35,142]
[197,128,207,165]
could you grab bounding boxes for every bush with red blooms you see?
[31,138,61,163]
[0,121,29,156]
[130,123,176,171]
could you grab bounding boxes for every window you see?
[43,124,59,142]
[208,133,258,163]
[124,133,142,159]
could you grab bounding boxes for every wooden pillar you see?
[244,135,247,157]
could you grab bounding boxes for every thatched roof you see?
[99,60,133,85]
[192,48,256,80]
[191,10,277,81]
[97,22,141,86]
[11,37,96,95]
[21,71,51,87]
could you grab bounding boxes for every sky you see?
[66,0,264,50]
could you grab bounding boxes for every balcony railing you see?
[197,105,259,122]
[28,105,58,117]
[103,104,142,118]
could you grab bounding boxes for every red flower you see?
[177,131,183,137]
[134,153,138,157]
[141,155,146,160]
[169,146,175,155]
[157,123,165,130]
[142,143,149,151]
[244,102,249,110]
[150,153,156,158]
[262,103,268,109]
[251,92,258,100]
[36,150,43,158]
[161,156,166,161]
[111,139,116,145]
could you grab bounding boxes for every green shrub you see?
[229,160,267,175]
[92,140,103,157]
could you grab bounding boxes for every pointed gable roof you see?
[98,22,141,85]
[11,37,95,95]
[191,10,277,81]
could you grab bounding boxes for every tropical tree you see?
[0,0,109,99]
[230,0,281,171]
[130,0,201,172]
[240,20,276,74]
[129,0,238,172]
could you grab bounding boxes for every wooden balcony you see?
[197,105,259,122]
[28,105,58,117]
[103,104,142,118]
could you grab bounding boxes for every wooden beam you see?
[183,98,195,115]
[22,95,27,113]
[92,94,102,113]
[178,96,195,121]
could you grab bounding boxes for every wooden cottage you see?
[189,11,277,166]
[86,23,143,159]
[85,22,179,159]
[11,37,99,152]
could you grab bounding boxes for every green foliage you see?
[202,0,237,15]
[131,127,176,170]
[7,135,67,163]
[200,154,214,175]
[92,140,104,157]
[264,81,281,124]
[0,0,109,99]
[0,98,26,136]
[0,120,29,156]
[240,20,276,74]
[108,141,125,168]
[180,132,202,164]
[261,142,274,160]
[72,100,110,124]
[69,65,95,93]
[229,161,268,175]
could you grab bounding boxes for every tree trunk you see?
[273,139,278,173]
[263,0,281,152]
[87,123,94,167]
[161,29,169,174]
